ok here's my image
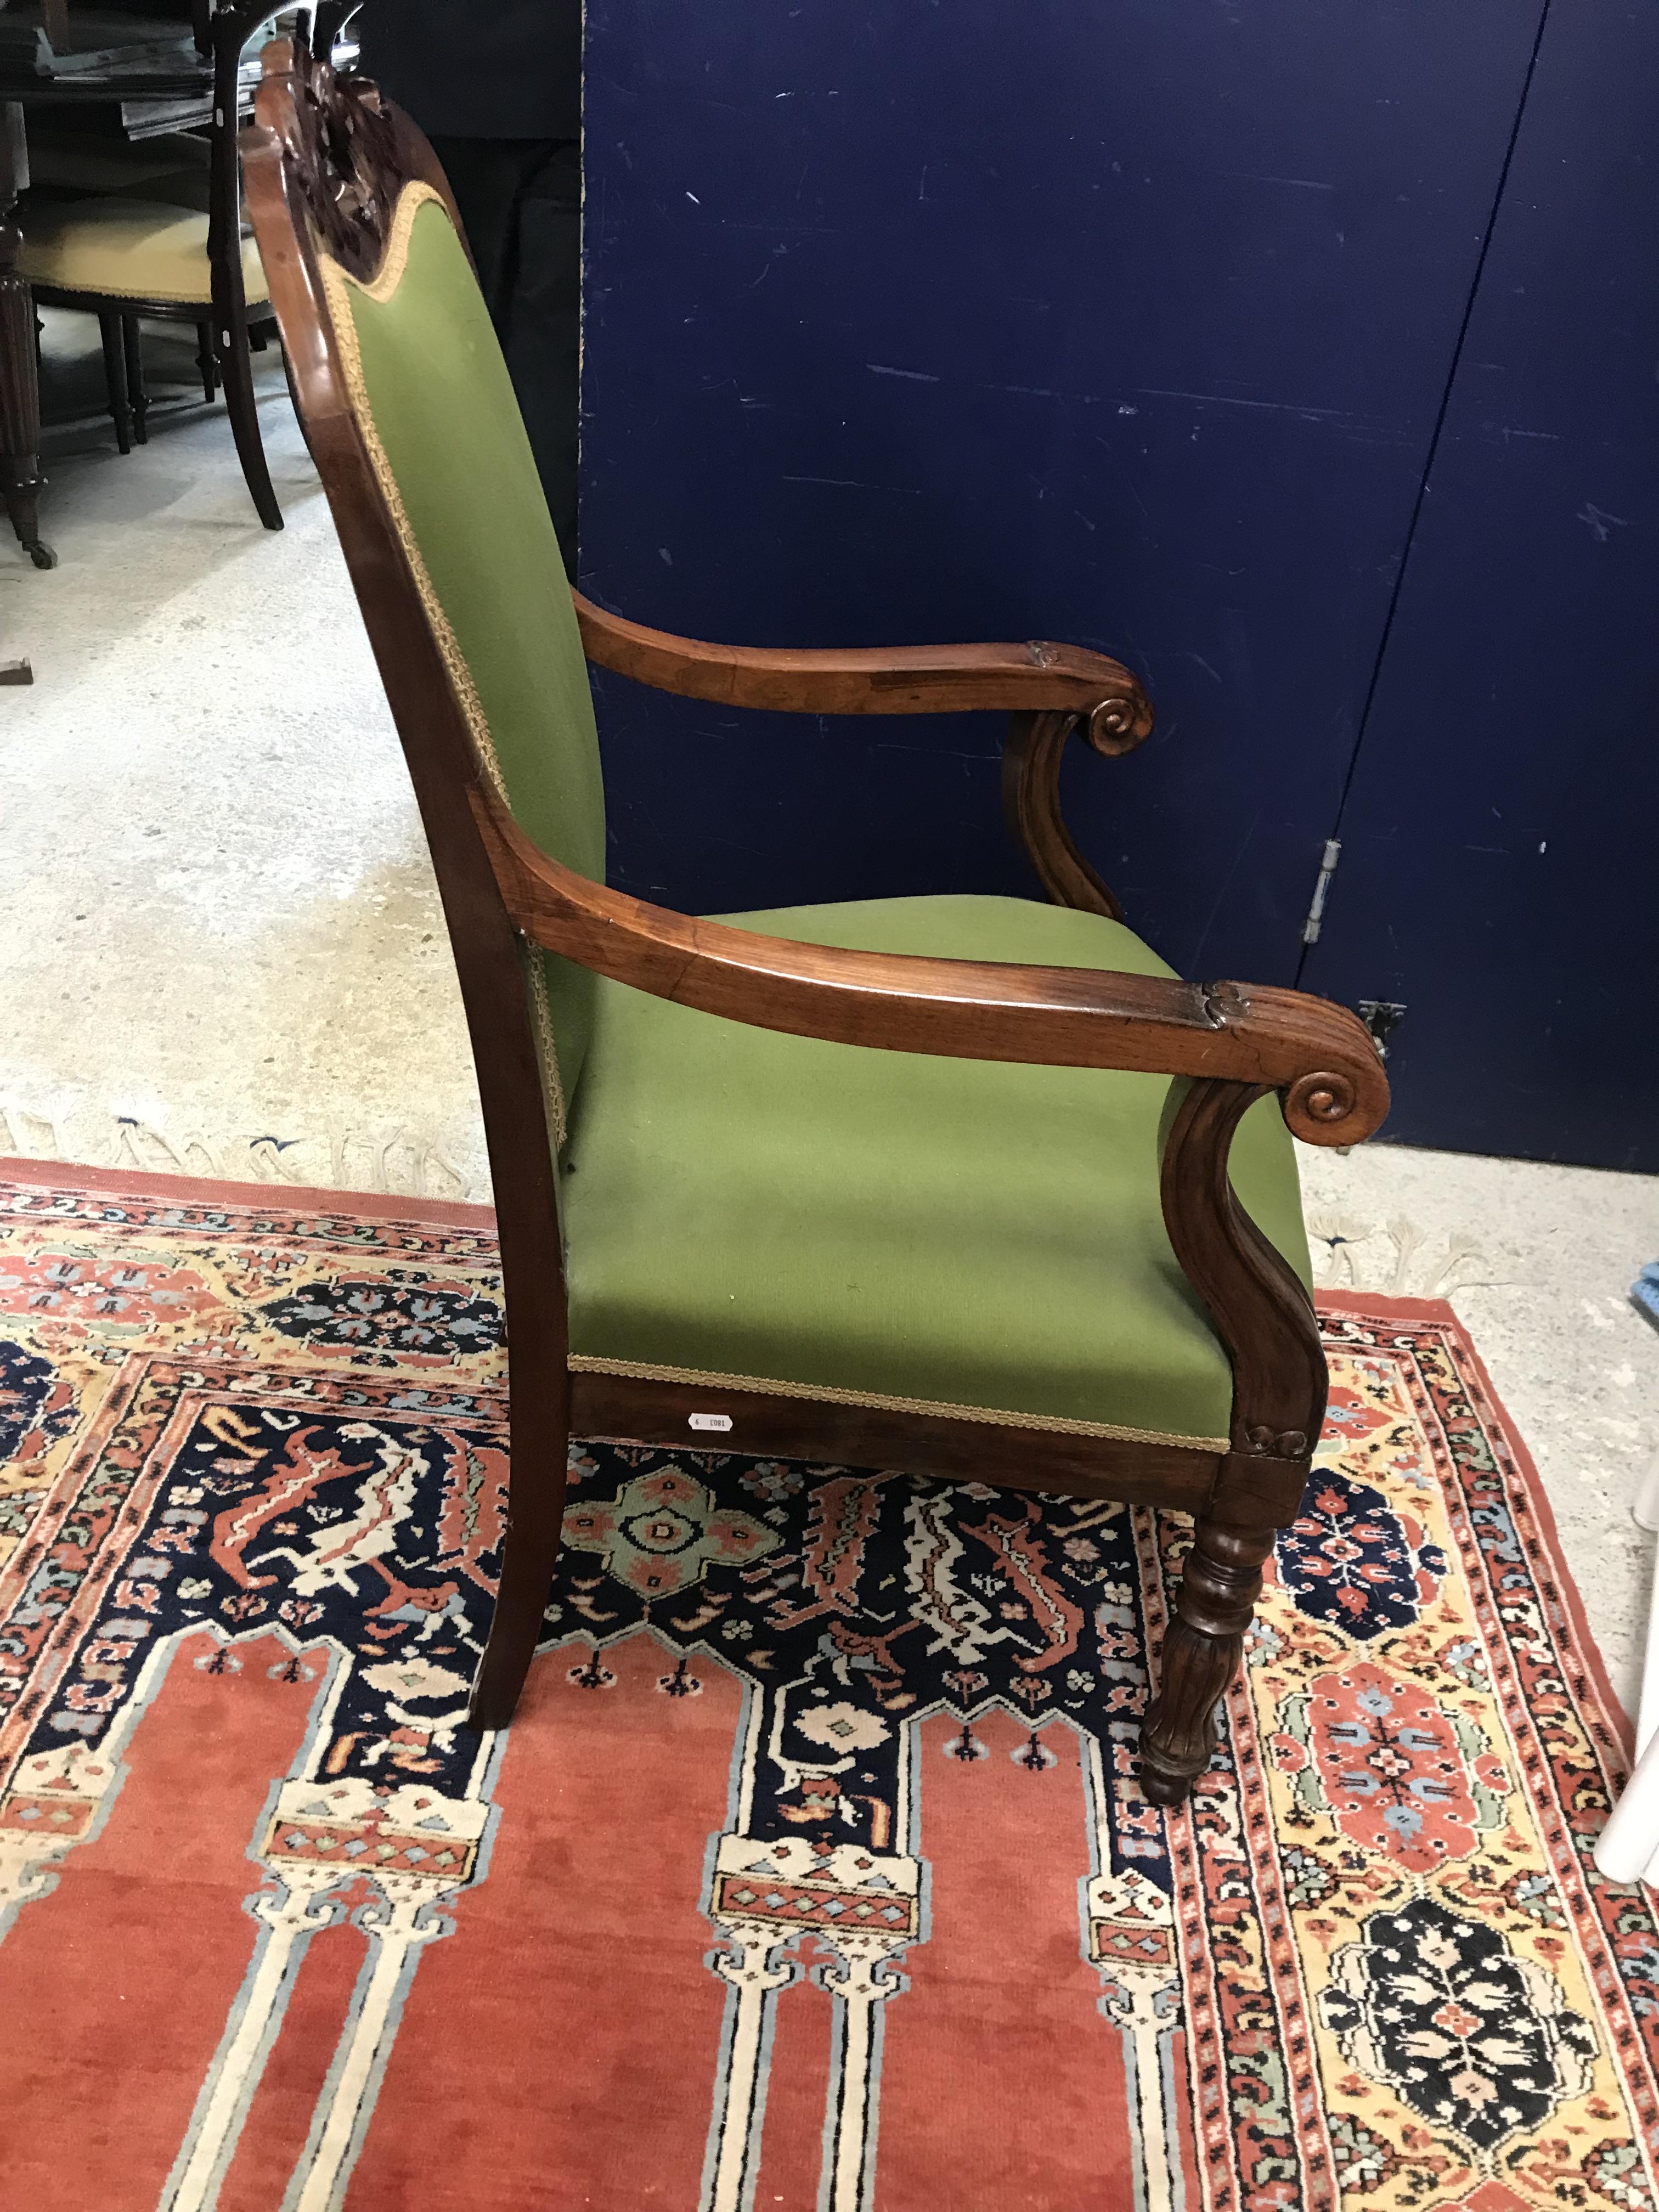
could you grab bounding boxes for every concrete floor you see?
[4,313,1657,1715]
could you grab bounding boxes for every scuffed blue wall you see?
[579,0,1541,981]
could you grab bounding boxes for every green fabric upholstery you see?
[332,194,605,1098]
[562,895,1312,1447]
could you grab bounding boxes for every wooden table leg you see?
[0,101,54,571]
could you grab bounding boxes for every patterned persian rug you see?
[0,1161,1650,2212]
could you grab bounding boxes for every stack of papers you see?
[0,6,199,76]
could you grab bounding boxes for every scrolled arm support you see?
[1002,709,1134,919]
[1000,668,1156,922]
[1159,1076,1329,1458]
[1285,1068,1361,1137]
[1082,695,1152,758]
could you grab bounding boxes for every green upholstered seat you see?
[322,187,1312,1452]
[562,894,1311,1449]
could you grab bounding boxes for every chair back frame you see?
[242,43,575,1703]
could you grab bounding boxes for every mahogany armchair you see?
[242,44,1389,1806]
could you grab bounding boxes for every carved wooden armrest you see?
[572,591,1154,732]
[573,594,1153,921]
[471,781,1386,1148]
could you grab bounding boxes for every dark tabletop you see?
[0,63,212,98]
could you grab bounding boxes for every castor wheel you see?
[7,492,56,569]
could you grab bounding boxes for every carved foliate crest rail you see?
[270,39,403,281]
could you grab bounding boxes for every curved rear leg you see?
[467,1378,569,1731]
[122,316,148,444]
[220,319,283,531]
[99,312,132,453]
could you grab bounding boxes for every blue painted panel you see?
[581,0,1542,979]
[1300,0,1659,1170]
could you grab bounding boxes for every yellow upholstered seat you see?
[18,195,266,303]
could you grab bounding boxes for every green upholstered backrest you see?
[321,185,604,1124]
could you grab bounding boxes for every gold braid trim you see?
[522,944,567,1149]
[317,187,567,1144]
[349,179,440,304]
[316,190,505,805]
[568,1354,1228,1452]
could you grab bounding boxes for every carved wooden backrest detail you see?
[268,40,408,281]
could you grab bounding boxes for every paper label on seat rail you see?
[689,1413,733,1432]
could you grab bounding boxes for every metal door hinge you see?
[1301,839,1341,945]
[1358,1000,1408,1057]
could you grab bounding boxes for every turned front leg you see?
[1139,1443,1309,1807]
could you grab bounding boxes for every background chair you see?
[242,42,1389,1805]
[19,0,283,525]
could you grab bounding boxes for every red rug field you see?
[0,1161,1651,2211]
